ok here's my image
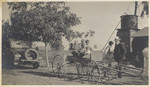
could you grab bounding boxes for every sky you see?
[2,2,149,50]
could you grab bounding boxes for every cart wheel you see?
[76,58,100,84]
[99,66,117,82]
[52,54,66,76]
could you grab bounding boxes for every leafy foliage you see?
[8,2,81,45]
[7,2,95,50]
[2,20,11,50]
[140,1,149,17]
[65,29,95,42]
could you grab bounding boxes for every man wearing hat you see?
[114,37,126,78]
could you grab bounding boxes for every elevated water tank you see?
[121,15,138,29]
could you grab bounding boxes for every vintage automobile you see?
[9,39,40,68]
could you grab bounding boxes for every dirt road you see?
[2,66,148,85]
[2,66,84,85]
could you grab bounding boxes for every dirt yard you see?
[2,66,148,85]
[2,50,148,85]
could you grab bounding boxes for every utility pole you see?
[134,1,138,15]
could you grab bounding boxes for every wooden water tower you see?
[117,15,140,59]
[116,2,141,60]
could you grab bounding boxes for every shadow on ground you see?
[21,70,148,85]
[21,70,83,82]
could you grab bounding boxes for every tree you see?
[7,2,81,67]
[65,29,95,42]
[140,1,149,17]
[8,2,81,42]
[2,20,15,68]
[2,20,11,50]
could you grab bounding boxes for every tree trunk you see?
[45,43,49,67]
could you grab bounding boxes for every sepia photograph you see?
[2,1,149,85]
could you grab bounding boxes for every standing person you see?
[102,41,114,77]
[103,41,114,65]
[104,41,114,55]
[114,37,126,78]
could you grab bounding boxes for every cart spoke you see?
[76,58,100,84]
[52,54,66,76]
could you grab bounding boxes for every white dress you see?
[104,45,113,54]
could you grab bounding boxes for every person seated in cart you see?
[76,39,92,59]
[83,40,92,58]
[68,40,81,62]
[68,39,92,62]
[79,39,92,55]
[77,39,93,64]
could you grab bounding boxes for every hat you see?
[115,36,121,41]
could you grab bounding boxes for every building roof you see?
[131,27,149,37]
